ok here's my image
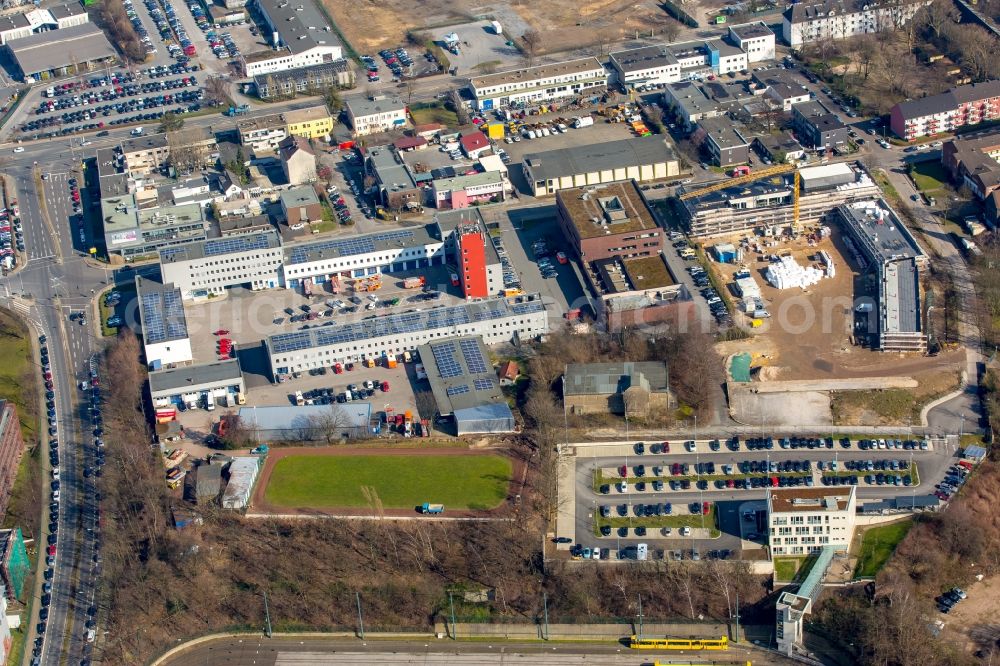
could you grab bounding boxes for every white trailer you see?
[490,20,502,35]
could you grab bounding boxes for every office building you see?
[768,486,857,555]
[264,294,548,377]
[149,359,245,410]
[345,95,407,136]
[434,208,504,299]
[418,336,515,434]
[835,199,928,352]
[241,0,342,77]
[522,136,681,197]
[101,194,207,260]
[432,171,506,209]
[365,146,421,211]
[556,180,664,262]
[663,81,723,128]
[136,276,192,368]
[236,103,331,153]
[469,57,607,111]
[727,22,775,62]
[159,230,283,299]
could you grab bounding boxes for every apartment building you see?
[695,116,751,167]
[556,180,664,262]
[278,135,317,186]
[283,104,334,139]
[253,60,354,99]
[345,95,407,136]
[890,80,1000,141]
[469,57,607,111]
[793,100,850,150]
[942,132,1000,200]
[783,0,931,47]
[240,0,343,76]
[158,230,283,299]
[264,294,548,377]
[237,103,331,153]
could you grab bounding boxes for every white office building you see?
[240,0,343,76]
[158,231,284,300]
[281,226,446,286]
[149,359,246,410]
[345,96,407,137]
[768,486,857,556]
[265,294,548,377]
[469,57,607,111]
[135,276,192,369]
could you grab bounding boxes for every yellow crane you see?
[678,163,801,227]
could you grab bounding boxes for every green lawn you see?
[264,454,512,510]
[0,308,37,444]
[854,520,912,577]
[409,102,458,127]
[911,161,948,195]
[774,555,818,583]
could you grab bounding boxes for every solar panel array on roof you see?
[204,234,273,257]
[270,331,312,354]
[432,342,463,378]
[142,289,187,344]
[287,229,414,264]
[446,384,470,397]
[473,377,495,391]
[461,339,489,374]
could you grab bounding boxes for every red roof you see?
[499,360,519,381]
[460,132,489,151]
[393,136,427,150]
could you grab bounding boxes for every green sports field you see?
[263,454,513,510]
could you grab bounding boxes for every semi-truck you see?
[573,116,594,129]
[420,503,444,514]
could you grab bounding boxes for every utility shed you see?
[195,462,223,505]
[563,361,671,417]
[221,457,262,510]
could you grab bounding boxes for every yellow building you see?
[283,104,334,140]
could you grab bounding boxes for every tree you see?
[662,19,682,43]
[921,0,959,39]
[306,405,353,443]
[324,87,344,116]
[166,128,209,175]
[521,30,541,67]
[159,112,184,133]
[448,89,469,126]
[203,75,231,107]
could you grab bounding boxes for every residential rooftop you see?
[557,180,659,240]
[894,80,1000,121]
[785,0,928,24]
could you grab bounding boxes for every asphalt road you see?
[157,637,787,666]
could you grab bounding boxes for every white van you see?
[130,127,144,136]
[204,393,215,411]
[636,543,648,561]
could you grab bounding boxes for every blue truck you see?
[420,503,444,514]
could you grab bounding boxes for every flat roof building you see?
[149,359,245,409]
[556,180,663,262]
[345,96,407,136]
[663,81,722,128]
[418,336,514,435]
[677,163,880,237]
[240,0,342,76]
[365,146,421,210]
[159,231,283,299]
[135,276,192,369]
[835,199,928,352]
[523,136,680,197]
[235,404,373,441]
[695,116,751,167]
[792,100,850,150]
[264,294,548,378]
[469,57,607,111]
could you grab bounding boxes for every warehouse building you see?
[677,162,880,237]
[136,276,192,369]
[159,231,283,299]
[241,0,342,76]
[563,362,671,417]
[522,136,681,197]
[432,171,506,209]
[835,199,928,352]
[418,336,515,435]
[282,225,445,286]
[469,57,607,111]
[253,60,355,99]
[556,180,664,262]
[0,2,89,45]
[234,404,373,441]
[264,294,548,378]
[149,359,245,410]
[5,23,116,82]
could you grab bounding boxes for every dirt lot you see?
[706,227,963,386]
[321,0,695,55]
[939,574,1000,657]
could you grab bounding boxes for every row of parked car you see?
[124,0,158,56]
[0,203,24,257]
[34,76,198,116]
[937,587,967,614]
[378,47,413,79]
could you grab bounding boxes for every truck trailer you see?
[421,503,444,514]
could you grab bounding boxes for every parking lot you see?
[565,435,953,561]
[433,20,526,76]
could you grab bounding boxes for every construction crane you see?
[678,163,802,226]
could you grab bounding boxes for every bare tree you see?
[921,0,959,39]
[521,30,542,67]
[306,404,354,443]
[167,128,211,175]
[203,75,231,106]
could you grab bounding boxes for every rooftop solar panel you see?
[446,384,470,397]
[460,339,489,374]
[432,342,462,378]
[204,234,273,257]
[287,229,415,265]
[473,377,495,391]
[141,286,188,344]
